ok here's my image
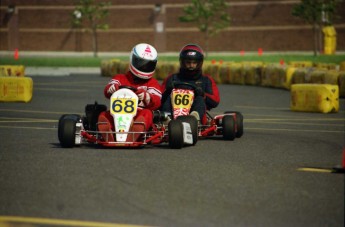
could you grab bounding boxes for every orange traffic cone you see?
[14,49,19,60]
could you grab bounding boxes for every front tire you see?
[222,115,236,141]
[58,114,80,148]
[234,112,243,138]
[168,120,184,149]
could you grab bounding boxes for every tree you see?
[292,0,340,56]
[72,0,111,57]
[179,0,231,55]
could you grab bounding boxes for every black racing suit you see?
[160,71,220,122]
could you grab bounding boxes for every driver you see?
[160,44,220,123]
[98,43,162,142]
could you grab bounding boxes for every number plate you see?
[172,89,194,109]
[110,98,137,115]
[171,88,195,119]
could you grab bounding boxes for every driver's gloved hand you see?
[195,87,205,97]
[107,84,119,95]
[136,89,151,106]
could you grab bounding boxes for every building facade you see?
[1,0,344,53]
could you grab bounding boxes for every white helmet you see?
[129,43,158,79]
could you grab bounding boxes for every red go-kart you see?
[58,86,197,149]
[168,82,244,142]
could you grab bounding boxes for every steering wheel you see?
[172,82,197,90]
[119,85,138,92]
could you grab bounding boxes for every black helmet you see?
[179,44,204,79]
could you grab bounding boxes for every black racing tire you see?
[224,111,244,138]
[58,114,68,142]
[58,114,81,140]
[58,114,80,148]
[59,118,76,148]
[176,115,198,145]
[222,115,236,141]
[234,112,244,138]
[168,120,184,149]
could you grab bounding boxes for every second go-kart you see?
[169,82,244,141]
[58,86,197,149]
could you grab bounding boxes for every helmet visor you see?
[132,55,157,73]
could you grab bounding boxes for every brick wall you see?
[1,0,344,53]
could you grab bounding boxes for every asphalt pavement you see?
[0,73,344,227]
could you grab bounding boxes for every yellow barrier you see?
[261,64,289,89]
[0,65,25,77]
[109,59,123,76]
[285,66,296,89]
[291,68,339,85]
[243,62,263,86]
[100,59,126,77]
[219,64,232,84]
[323,26,337,55]
[340,61,345,71]
[203,63,221,83]
[309,70,328,84]
[0,77,33,102]
[288,61,313,68]
[324,70,340,85]
[290,84,339,113]
[100,60,112,77]
[155,61,179,80]
[291,68,314,84]
[314,62,338,70]
[229,63,244,85]
[99,60,345,103]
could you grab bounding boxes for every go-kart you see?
[169,82,244,141]
[58,86,197,149]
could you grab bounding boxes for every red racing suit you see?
[98,71,161,141]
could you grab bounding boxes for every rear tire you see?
[224,111,244,138]
[222,115,236,141]
[234,112,243,138]
[176,115,198,145]
[168,120,184,149]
